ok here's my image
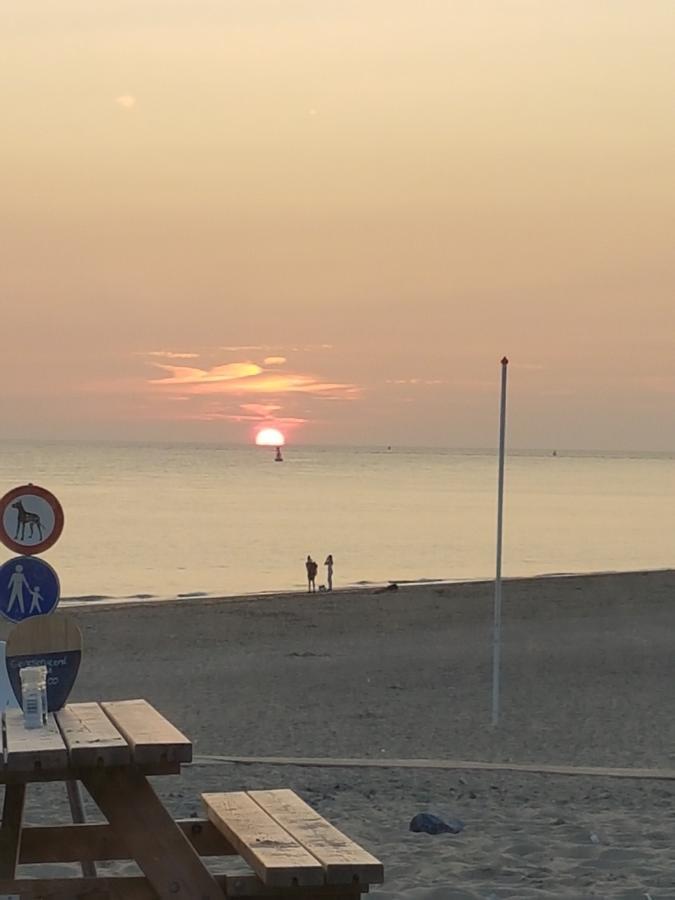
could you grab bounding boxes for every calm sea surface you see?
[0,442,672,600]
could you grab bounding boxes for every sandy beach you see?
[22,570,675,898]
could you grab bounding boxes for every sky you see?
[1,1,674,450]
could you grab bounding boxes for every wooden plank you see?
[0,761,180,785]
[0,875,153,899]
[56,703,130,767]
[194,753,675,781]
[82,766,221,900]
[19,819,235,863]
[203,791,325,887]
[248,790,383,886]
[101,699,192,766]
[4,710,68,772]
[0,875,364,899]
[0,784,25,877]
[65,779,97,877]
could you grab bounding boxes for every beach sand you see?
[21,570,675,898]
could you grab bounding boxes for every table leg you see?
[81,767,222,900]
[0,784,26,878]
[65,779,97,877]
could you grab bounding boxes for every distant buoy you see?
[274,447,283,462]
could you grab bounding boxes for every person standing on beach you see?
[324,554,334,591]
[306,555,318,592]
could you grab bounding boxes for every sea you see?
[0,441,673,603]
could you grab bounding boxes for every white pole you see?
[491,356,509,726]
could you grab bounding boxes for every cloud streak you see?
[149,360,358,400]
[386,378,446,386]
[146,350,199,360]
[145,353,360,435]
[150,362,263,385]
[221,344,333,354]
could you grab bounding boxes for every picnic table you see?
[0,699,383,899]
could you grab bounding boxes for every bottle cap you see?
[20,665,47,684]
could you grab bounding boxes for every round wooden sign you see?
[5,614,82,712]
[0,484,64,555]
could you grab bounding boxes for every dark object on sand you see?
[374,582,399,594]
[409,813,464,835]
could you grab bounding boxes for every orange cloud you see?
[150,362,262,385]
[385,378,447,386]
[146,350,199,360]
[222,413,308,425]
[220,344,271,352]
[220,344,332,353]
[240,403,282,416]
[149,361,358,399]
[263,356,287,366]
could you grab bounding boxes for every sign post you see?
[0,482,93,880]
[491,357,509,727]
[0,484,65,710]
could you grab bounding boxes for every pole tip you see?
[501,356,509,365]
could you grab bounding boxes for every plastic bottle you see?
[39,671,48,724]
[20,666,48,729]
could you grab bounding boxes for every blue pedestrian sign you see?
[0,556,60,623]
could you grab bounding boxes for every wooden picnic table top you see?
[0,699,191,780]
[0,699,384,898]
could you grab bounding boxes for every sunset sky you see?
[2,1,674,449]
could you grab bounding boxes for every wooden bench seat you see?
[203,789,383,897]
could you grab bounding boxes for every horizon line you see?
[0,437,673,457]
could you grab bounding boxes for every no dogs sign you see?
[0,484,64,555]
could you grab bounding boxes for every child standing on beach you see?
[324,554,334,591]
[305,555,318,592]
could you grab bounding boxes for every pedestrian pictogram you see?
[0,484,64,555]
[0,556,61,624]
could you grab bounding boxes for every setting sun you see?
[255,427,285,447]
